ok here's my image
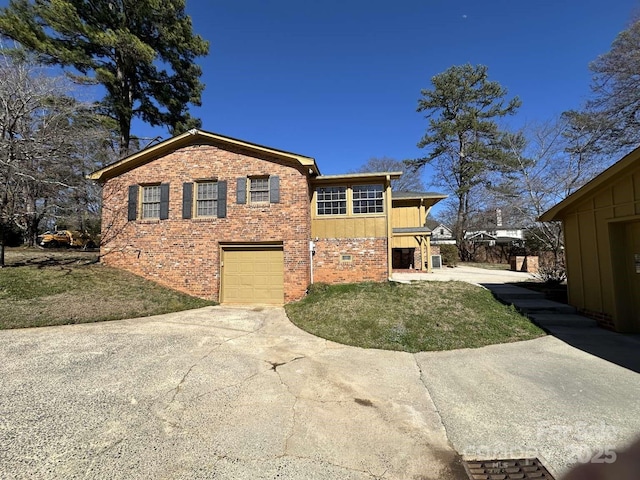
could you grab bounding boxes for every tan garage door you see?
[221,247,284,304]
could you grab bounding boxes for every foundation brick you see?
[312,238,388,284]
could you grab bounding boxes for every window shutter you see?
[269,175,280,203]
[236,177,246,204]
[160,183,170,220]
[217,181,227,218]
[127,185,138,221]
[182,182,193,219]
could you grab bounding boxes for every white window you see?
[196,182,218,217]
[316,186,347,215]
[250,177,270,203]
[352,184,383,214]
[142,185,161,219]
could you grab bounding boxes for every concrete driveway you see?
[0,307,465,480]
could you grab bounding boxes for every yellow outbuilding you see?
[540,147,640,332]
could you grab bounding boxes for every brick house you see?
[90,129,445,304]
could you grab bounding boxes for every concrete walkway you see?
[395,267,640,477]
[482,282,640,374]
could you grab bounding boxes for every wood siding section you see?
[562,167,640,325]
[392,205,421,229]
[311,216,386,238]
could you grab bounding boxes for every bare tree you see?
[0,51,109,264]
[488,113,615,263]
[354,157,426,191]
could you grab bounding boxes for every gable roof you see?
[88,129,320,182]
[539,145,640,222]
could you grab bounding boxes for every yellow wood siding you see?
[561,162,640,328]
[392,205,421,228]
[312,216,386,238]
[393,236,420,248]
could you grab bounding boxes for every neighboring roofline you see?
[312,172,403,182]
[88,129,320,182]
[539,145,640,222]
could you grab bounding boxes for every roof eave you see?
[88,129,320,182]
[539,145,640,222]
[313,171,403,182]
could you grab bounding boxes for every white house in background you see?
[431,209,525,247]
[430,223,457,245]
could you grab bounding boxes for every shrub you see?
[439,244,459,266]
[535,260,567,285]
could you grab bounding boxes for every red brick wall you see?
[312,238,388,284]
[100,143,311,302]
[578,308,616,331]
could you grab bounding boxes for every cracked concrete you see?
[0,306,466,479]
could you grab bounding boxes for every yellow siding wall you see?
[562,168,640,320]
[392,205,421,228]
[311,216,386,238]
[393,236,420,248]
[310,184,388,239]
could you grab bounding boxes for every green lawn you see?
[0,248,216,329]
[285,281,544,352]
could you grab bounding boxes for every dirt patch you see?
[3,247,99,268]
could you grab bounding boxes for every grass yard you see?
[0,248,216,329]
[285,281,544,352]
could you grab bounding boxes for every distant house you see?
[540,146,640,332]
[89,129,446,305]
[430,223,456,245]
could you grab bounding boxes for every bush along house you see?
[89,129,446,305]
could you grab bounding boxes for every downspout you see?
[309,240,315,284]
[386,175,393,280]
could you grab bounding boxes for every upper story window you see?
[317,186,347,215]
[352,184,383,214]
[250,177,270,203]
[196,181,218,217]
[127,183,169,221]
[236,176,279,205]
[142,185,161,219]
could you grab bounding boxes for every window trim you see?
[249,176,270,204]
[140,184,162,220]
[194,180,219,218]
[351,184,384,215]
[315,183,386,218]
[316,185,347,216]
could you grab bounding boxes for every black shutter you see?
[236,177,246,204]
[270,175,280,203]
[159,183,170,220]
[127,185,138,221]
[217,181,227,218]
[182,182,193,219]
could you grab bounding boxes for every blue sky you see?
[2,0,638,183]
[167,0,639,181]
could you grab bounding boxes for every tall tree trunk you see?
[0,226,5,267]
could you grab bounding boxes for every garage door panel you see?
[222,248,284,304]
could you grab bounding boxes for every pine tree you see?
[409,64,520,260]
[0,0,209,156]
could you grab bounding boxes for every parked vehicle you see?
[37,230,98,249]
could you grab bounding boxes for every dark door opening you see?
[392,248,415,269]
